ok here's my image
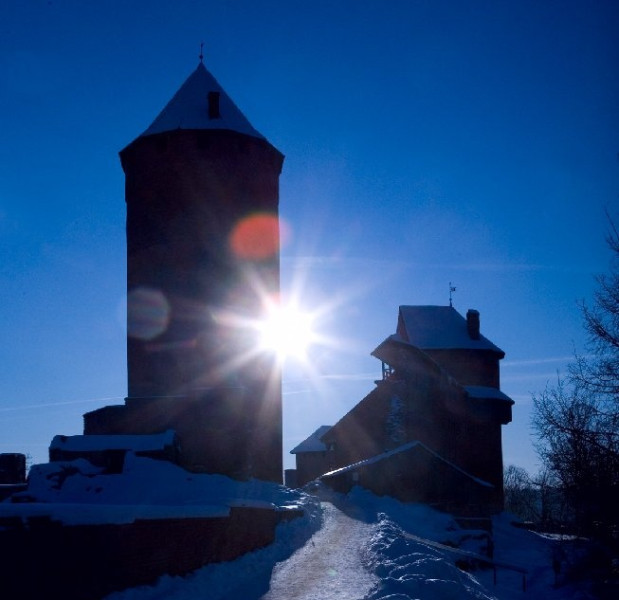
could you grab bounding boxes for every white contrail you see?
[502,356,577,368]
[0,396,124,413]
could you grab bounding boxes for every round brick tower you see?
[85,62,284,482]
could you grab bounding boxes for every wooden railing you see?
[402,531,529,592]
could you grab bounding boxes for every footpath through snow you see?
[104,477,598,600]
[261,501,378,600]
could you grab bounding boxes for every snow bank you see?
[363,515,494,600]
[2,454,311,526]
[13,454,300,506]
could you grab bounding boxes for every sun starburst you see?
[258,303,317,362]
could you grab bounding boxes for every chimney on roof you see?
[467,309,480,340]
[208,91,221,119]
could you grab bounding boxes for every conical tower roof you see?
[139,62,266,140]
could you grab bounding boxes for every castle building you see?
[84,61,284,482]
[293,305,513,514]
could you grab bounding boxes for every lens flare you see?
[127,286,170,340]
[229,213,281,260]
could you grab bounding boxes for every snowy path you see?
[102,484,582,600]
[260,502,378,600]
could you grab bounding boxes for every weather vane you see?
[199,41,204,64]
[449,282,456,307]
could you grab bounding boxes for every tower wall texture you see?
[105,127,284,482]
[121,129,283,397]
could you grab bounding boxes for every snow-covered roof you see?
[138,62,266,140]
[321,440,493,488]
[290,425,332,454]
[49,430,176,453]
[397,305,504,355]
[465,386,514,404]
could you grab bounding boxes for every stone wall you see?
[0,506,284,599]
[321,444,498,516]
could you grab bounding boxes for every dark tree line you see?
[531,214,619,542]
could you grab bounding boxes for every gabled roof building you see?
[290,425,332,486]
[293,305,513,515]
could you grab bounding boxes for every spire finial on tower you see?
[449,282,456,307]
[199,42,204,64]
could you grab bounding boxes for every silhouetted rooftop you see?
[139,62,266,140]
[290,425,332,454]
[396,305,504,356]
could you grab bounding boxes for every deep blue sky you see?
[1,0,618,474]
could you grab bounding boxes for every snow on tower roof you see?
[397,305,504,356]
[139,62,266,140]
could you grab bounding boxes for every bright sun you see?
[258,304,316,361]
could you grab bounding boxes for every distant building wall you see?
[0,454,26,484]
[322,351,471,470]
[321,445,497,516]
[423,349,500,388]
[322,346,506,510]
[294,452,332,487]
[461,421,505,503]
[284,469,298,488]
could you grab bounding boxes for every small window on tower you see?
[208,91,221,119]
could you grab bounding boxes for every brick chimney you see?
[467,309,480,340]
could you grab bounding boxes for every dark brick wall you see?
[295,451,331,486]
[321,345,506,509]
[322,446,498,516]
[113,128,284,483]
[0,506,279,600]
[120,130,283,399]
[424,349,501,388]
[322,358,474,471]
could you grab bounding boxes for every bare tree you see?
[571,213,619,436]
[532,379,617,533]
[532,467,563,528]
[532,214,619,539]
[503,465,539,522]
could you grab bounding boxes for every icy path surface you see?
[261,502,378,600]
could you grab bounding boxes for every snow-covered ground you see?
[262,501,378,600]
[2,457,607,599]
[104,480,599,600]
